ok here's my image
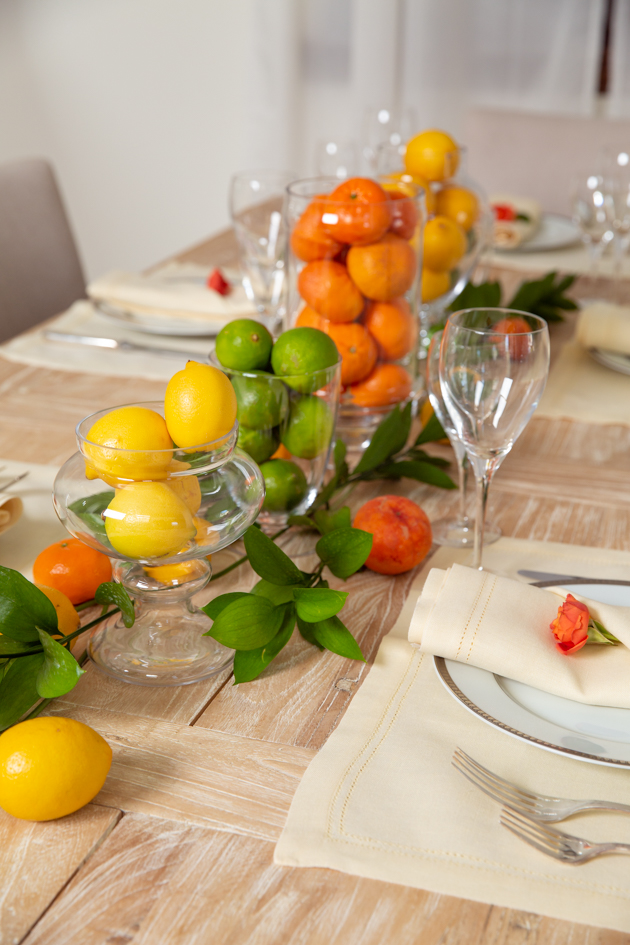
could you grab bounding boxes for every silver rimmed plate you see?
[435,581,630,769]
[589,347,630,377]
[495,213,581,253]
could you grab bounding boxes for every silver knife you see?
[518,569,630,586]
[43,330,208,361]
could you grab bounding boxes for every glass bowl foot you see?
[432,516,501,548]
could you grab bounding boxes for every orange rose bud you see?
[550,594,590,654]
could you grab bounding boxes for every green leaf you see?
[202,591,250,621]
[448,280,502,312]
[233,603,295,683]
[95,582,135,628]
[507,271,576,323]
[205,595,283,650]
[313,507,352,535]
[243,525,305,586]
[333,438,347,474]
[293,587,348,622]
[296,616,324,650]
[0,637,39,656]
[352,403,412,475]
[251,580,295,605]
[310,615,365,661]
[68,491,115,545]
[316,527,373,580]
[35,628,84,698]
[0,568,58,642]
[0,654,44,731]
[287,514,317,529]
[375,460,456,489]
[414,412,447,446]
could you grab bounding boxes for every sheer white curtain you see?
[609,0,630,118]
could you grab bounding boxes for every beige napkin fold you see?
[0,493,22,535]
[88,262,255,323]
[575,301,630,356]
[409,563,630,708]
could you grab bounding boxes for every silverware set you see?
[453,748,630,864]
[0,468,29,491]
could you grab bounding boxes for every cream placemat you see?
[276,538,630,933]
[537,339,630,425]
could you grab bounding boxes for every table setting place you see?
[6,124,630,943]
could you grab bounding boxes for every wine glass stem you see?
[458,454,468,524]
[473,472,491,570]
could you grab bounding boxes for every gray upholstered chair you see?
[0,158,85,343]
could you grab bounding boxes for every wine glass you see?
[314,139,359,179]
[439,310,550,569]
[229,170,296,335]
[362,106,418,173]
[427,330,500,547]
[571,172,614,275]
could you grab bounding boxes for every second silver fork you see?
[453,748,630,822]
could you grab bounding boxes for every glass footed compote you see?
[53,403,264,687]
[426,329,500,547]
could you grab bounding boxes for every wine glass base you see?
[432,517,501,548]
[88,602,234,687]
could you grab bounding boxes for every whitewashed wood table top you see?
[2,232,630,945]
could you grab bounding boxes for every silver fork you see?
[452,748,630,822]
[501,808,630,863]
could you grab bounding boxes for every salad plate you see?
[495,213,581,253]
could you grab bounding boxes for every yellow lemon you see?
[435,185,479,232]
[421,268,450,303]
[164,361,237,449]
[166,459,202,514]
[388,171,436,214]
[193,516,219,547]
[0,717,111,821]
[104,482,195,559]
[36,585,80,640]
[144,560,206,585]
[85,406,173,481]
[423,216,467,272]
[405,129,459,183]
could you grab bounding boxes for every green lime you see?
[231,372,288,429]
[260,459,308,512]
[271,327,339,393]
[215,319,273,371]
[281,395,334,459]
[237,425,279,464]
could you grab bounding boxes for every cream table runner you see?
[276,538,630,934]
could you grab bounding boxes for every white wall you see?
[0,0,258,279]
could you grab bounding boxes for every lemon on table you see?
[85,406,173,481]
[0,717,112,821]
[215,318,273,371]
[405,129,459,183]
[423,216,467,272]
[104,482,196,559]
[259,459,308,512]
[165,361,237,448]
[271,328,339,393]
[281,395,334,459]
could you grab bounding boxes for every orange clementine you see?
[291,196,344,262]
[362,298,415,361]
[386,191,418,240]
[493,315,532,361]
[353,495,432,575]
[323,177,391,245]
[323,321,377,385]
[270,442,292,460]
[295,306,326,330]
[297,260,364,323]
[347,234,416,302]
[435,185,479,232]
[389,172,436,214]
[423,216,467,271]
[421,268,450,303]
[405,129,459,182]
[347,362,412,407]
[33,538,112,605]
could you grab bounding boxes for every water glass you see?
[439,309,550,569]
[571,172,614,274]
[362,106,418,173]
[314,139,359,180]
[229,170,296,334]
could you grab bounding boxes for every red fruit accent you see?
[492,203,516,221]
[207,268,231,295]
[353,495,432,575]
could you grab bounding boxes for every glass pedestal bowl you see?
[53,403,264,687]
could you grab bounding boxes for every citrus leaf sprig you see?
[447,271,578,324]
[203,523,371,684]
[0,571,134,732]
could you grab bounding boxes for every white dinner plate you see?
[589,347,630,377]
[495,213,582,254]
[435,581,630,768]
[96,300,221,337]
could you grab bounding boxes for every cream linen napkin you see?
[88,262,255,324]
[575,301,630,355]
[0,494,22,535]
[536,339,630,425]
[275,539,630,933]
[410,563,630,708]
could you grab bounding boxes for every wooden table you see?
[2,236,630,945]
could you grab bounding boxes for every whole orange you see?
[423,216,467,272]
[291,196,344,262]
[405,129,459,183]
[323,321,377,385]
[33,538,112,605]
[353,496,432,575]
[297,260,364,323]
[347,234,416,302]
[362,298,415,361]
[435,185,479,232]
[421,268,450,303]
[347,362,412,407]
[323,178,391,245]
[295,306,326,330]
